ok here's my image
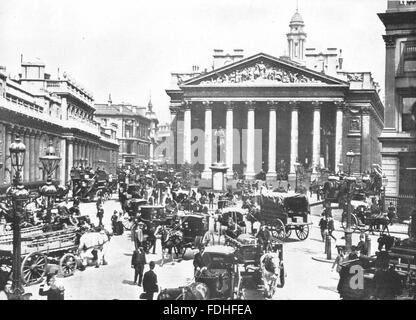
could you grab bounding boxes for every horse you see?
[157,282,210,300]
[77,229,110,268]
[155,225,183,265]
[260,252,284,299]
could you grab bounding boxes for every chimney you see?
[108,93,112,106]
[338,49,343,70]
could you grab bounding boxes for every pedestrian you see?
[348,246,359,260]
[327,216,336,242]
[287,183,291,192]
[356,234,368,256]
[38,272,65,300]
[96,190,103,210]
[132,247,147,286]
[208,192,215,209]
[319,216,328,242]
[111,210,118,234]
[387,202,396,226]
[119,186,127,213]
[96,205,104,227]
[142,261,158,300]
[332,246,345,273]
[0,278,12,300]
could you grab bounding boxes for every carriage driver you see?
[193,246,207,276]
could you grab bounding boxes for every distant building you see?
[166,9,384,182]
[0,58,119,189]
[378,0,416,196]
[95,97,158,166]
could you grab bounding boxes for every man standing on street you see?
[142,261,158,300]
[131,247,147,286]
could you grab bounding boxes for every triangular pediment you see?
[181,53,348,87]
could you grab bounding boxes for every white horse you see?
[259,252,284,299]
[78,230,110,267]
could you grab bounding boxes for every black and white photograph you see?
[0,0,415,304]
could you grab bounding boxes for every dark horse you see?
[155,225,184,263]
[157,282,210,300]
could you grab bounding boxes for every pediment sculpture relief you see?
[199,62,325,85]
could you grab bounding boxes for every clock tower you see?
[287,8,307,63]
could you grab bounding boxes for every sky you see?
[0,0,388,124]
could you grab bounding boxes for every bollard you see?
[326,235,332,260]
[365,234,371,256]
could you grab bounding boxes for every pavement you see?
[23,195,409,300]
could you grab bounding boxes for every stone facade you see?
[0,59,119,189]
[378,0,416,196]
[166,10,384,182]
[95,98,158,166]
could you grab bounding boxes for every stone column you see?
[245,102,255,180]
[4,127,12,185]
[289,102,299,175]
[201,102,212,180]
[335,103,344,172]
[29,132,36,182]
[312,102,322,176]
[361,107,371,173]
[266,102,277,181]
[382,35,396,129]
[67,139,74,182]
[225,102,234,179]
[34,133,41,180]
[183,102,192,165]
[59,138,66,185]
[23,131,30,182]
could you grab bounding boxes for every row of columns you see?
[3,126,60,184]
[182,100,345,180]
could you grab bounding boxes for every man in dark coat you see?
[131,247,147,286]
[39,273,65,300]
[142,261,158,300]
[193,246,206,275]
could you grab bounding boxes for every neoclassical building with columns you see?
[0,58,119,191]
[166,10,384,182]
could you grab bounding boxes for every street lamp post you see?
[39,140,61,224]
[7,135,30,298]
[345,150,356,252]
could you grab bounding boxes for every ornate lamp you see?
[8,135,29,297]
[9,136,26,183]
[39,140,61,179]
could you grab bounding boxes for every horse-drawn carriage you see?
[71,168,112,202]
[341,193,390,236]
[0,227,79,285]
[337,239,416,300]
[258,193,312,241]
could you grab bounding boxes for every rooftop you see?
[95,103,148,118]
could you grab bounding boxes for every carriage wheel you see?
[285,226,292,239]
[21,252,47,285]
[59,253,77,277]
[295,225,310,240]
[122,218,133,231]
[341,214,358,231]
[270,219,286,241]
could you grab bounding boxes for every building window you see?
[126,141,133,154]
[402,97,416,132]
[400,41,416,74]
